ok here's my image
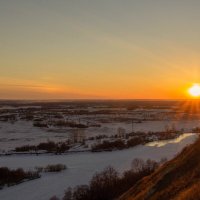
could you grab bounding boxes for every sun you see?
[188,84,200,97]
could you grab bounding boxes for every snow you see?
[0,133,197,200]
[0,121,70,151]
[1,119,200,151]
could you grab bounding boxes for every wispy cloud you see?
[0,84,46,88]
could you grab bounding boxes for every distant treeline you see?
[35,164,67,173]
[91,130,181,152]
[0,99,179,109]
[15,141,70,153]
[0,167,40,189]
[91,137,144,152]
[33,120,88,128]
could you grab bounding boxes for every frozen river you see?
[0,133,198,200]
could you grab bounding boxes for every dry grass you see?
[118,136,200,200]
[174,182,200,200]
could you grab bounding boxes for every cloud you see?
[0,84,46,88]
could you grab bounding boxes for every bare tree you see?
[49,196,60,200]
[63,187,72,200]
[131,158,145,172]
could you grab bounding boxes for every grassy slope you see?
[119,136,200,200]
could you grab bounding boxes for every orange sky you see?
[1,1,200,99]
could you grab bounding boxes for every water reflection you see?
[146,133,197,147]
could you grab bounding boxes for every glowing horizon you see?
[1,1,200,100]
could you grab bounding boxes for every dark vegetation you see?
[33,120,88,128]
[35,164,67,173]
[0,167,40,189]
[91,137,143,152]
[118,137,200,200]
[52,120,88,128]
[13,129,181,154]
[33,122,48,127]
[0,114,17,122]
[192,126,200,133]
[1,100,200,128]
[0,100,179,111]
[0,163,67,189]
[50,158,164,200]
[91,130,181,152]
[15,141,70,153]
[92,140,126,151]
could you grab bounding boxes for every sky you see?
[1,0,200,99]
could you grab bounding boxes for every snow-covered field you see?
[1,102,200,199]
[0,133,197,200]
[1,120,200,151]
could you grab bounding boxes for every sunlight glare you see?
[189,84,200,97]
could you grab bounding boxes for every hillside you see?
[119,136,200,200]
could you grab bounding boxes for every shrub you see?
[49,196,60,200]
[15,145,36,152]
[126,137,144,147]
[92,140,126,151]
[15,141,70,153]
[58,158,159,200]
[44,164,67,172]
[0,167,40,187]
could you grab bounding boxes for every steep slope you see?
[119,136,200,200]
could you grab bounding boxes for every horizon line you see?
[0,98,196,102]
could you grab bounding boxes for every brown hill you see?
[118,136,200,200]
